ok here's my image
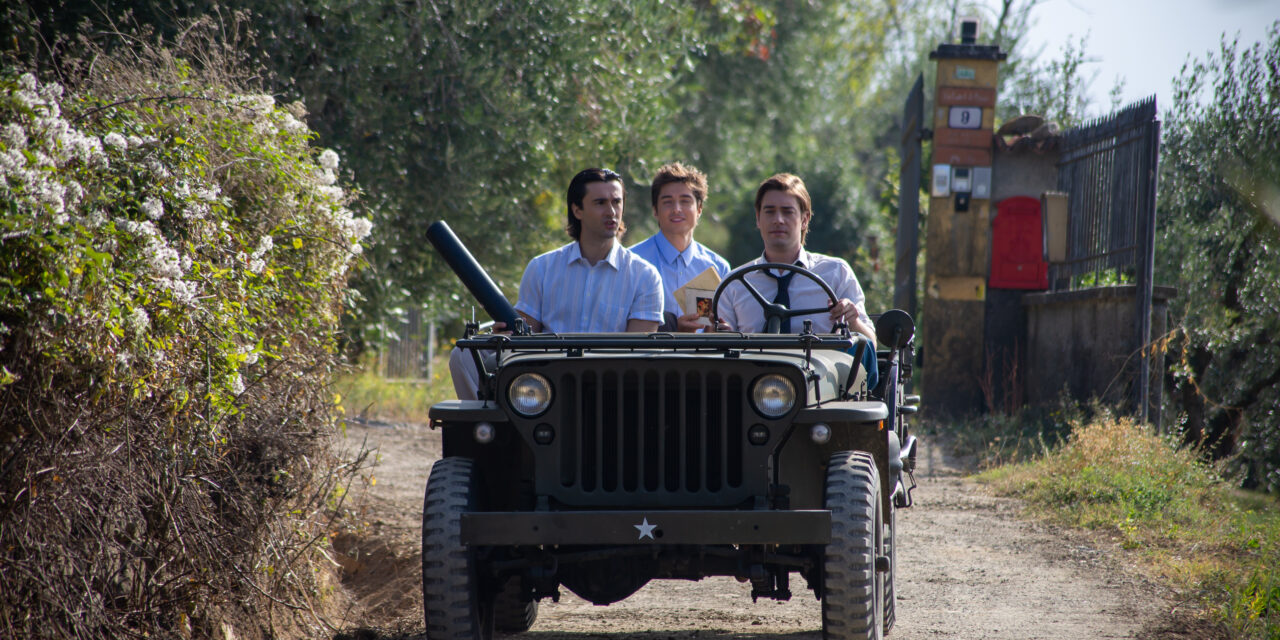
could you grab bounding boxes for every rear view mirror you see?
[875,309,915,349]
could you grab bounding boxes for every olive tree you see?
[1158,24,1280,493]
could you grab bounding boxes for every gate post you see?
[921,42,1006,415]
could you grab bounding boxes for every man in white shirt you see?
[449,168,663,399]
[717,173,879,388]
[629,162,731,332]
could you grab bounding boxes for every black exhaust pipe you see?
[426,220,520,328]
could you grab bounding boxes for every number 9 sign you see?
[948,106,982,130]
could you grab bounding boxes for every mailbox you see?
[990,196,1048,290]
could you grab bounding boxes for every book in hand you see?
[672,267,723,328]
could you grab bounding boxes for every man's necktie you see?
[766,270,796,332]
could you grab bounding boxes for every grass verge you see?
[975,414,1280,639]
[334,351,456,424]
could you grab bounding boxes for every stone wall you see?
[1023,285,1175,425]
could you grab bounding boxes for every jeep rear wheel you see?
[821,451,884,640]
[493,576,538,632]
[422,457,494,640]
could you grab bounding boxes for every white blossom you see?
[38,81,64,101]
[145,158,171,179]
[315,185,344,201]
[230,374,246,396]
[253,235,274,257]
[2,123,26,148]
[160,278,198,305]
[37,182,65,214]
[18,73,37,92]
[116,350,132,367]
[239,94,276,115]
[346,217,373,240]
[319,149,340,170]
[103,132,127,149]
[194,184,220,202]
[280,113,308,135]
[127,307,150,333]
[141,196,164,220]
[248,258,266,274]
[181,201,209,221]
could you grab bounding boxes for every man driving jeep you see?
[717,173,878,386]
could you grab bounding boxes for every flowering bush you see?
[0,33,370,638]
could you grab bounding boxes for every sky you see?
[1005,0,1279,115]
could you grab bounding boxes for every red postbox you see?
[990,195,1048,289]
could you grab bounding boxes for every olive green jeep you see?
[421,254,920,640]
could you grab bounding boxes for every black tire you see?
[883,504,896,634]
[821,451,884,640]
[493,576,538,633]
[422,457,494,640]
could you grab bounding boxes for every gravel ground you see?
[329,421,1178,639]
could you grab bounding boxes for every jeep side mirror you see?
[874,309,915,350]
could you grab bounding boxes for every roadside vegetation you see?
[951,409,1280,639]
[0,20,370,639]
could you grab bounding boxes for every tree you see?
[1158,23,1280,493]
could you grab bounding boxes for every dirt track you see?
[329,421,1178,639]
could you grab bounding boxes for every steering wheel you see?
[711,262,842,334]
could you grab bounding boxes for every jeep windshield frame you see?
[456,331,857,353]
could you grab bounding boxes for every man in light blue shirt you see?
[450,168,663,399]
[629,162,731,332]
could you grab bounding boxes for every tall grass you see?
[334,351,456,424]
[979,417,1280,638]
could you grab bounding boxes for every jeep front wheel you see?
[821,451,884,640]
[422,457,494,640]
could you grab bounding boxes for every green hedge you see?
[0,33,369,638]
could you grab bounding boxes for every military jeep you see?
[421,223,919,640]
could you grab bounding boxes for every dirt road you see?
[330,421,1173,639]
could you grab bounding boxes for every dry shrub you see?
[0,16,370,639]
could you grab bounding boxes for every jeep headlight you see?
[751,374,796,418]
[508,373,552,417]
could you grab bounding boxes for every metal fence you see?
[378,306,436,380]
[1053,97,1160,292]
[1053,97,1161,420]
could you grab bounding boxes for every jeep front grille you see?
[503,360,797,508]
[562,367,745,494]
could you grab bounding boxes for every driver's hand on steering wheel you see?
[827,298,857,324]
[828,298,875,341]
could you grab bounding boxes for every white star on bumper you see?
[634,517,657,540]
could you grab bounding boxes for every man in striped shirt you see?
[450,168,663,399]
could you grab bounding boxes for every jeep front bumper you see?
[460,510,832,545]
